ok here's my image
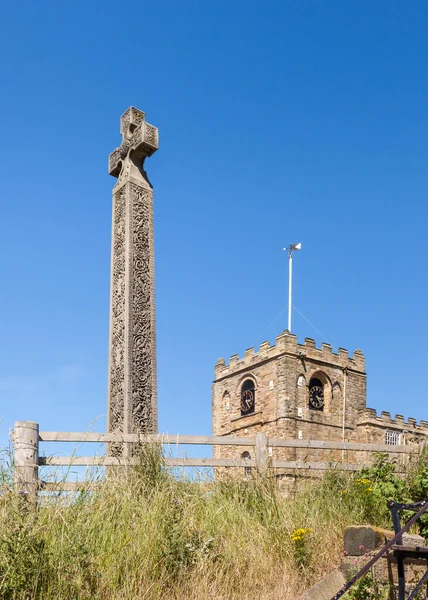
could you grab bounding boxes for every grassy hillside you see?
[1,446,427,600]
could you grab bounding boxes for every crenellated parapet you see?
[358,408,428,432]
[214,330,365,380]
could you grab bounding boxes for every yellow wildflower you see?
[290,527,312,542]
[356,478,373,487]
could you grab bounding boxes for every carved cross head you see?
[109,107,159,179]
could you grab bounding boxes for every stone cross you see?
[107,107,159,446]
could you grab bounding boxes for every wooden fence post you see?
[255,432,268,475]
[13,421,39,496]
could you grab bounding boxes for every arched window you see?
[223,391,230,411]
[308,377,324,411]
[240,379,255,416]
[241,451,252,479]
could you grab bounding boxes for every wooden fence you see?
[12,420,423,494]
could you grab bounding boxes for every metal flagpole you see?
[288,248,293,332]
[283,242,302,333]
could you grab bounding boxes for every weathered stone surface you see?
[341,525,426,591]
[344,525,425,556]
[298,569,345,600]
[212,330,428,477]
[344,526,386,556]
[107,107,159,446]
[341,554,427,588]
[212,332,367,473]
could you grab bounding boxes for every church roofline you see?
[214,330,365,380]
[358,407,428,431]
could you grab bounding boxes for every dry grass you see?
[0,445,425,600]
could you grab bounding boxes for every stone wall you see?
[357,408,428,444]
[212,330,428,479]
[356,408,428,464]
[213,331,367,473]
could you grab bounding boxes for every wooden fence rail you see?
[12,421,422,495]
[37,431,419,453]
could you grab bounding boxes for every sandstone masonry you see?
[212,330,428,475]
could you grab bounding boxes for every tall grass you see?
[1,445,427,600]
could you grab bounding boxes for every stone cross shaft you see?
[107,107,159,442]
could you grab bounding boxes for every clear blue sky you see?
[0,1,427,447]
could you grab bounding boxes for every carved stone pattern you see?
[117,159,130,184]
[133,128,143,147]
[109,186,126,438]
[121,111,130,137]
[108,108,158,445]
[133,109,145,125]
[130,183,156,432]
[119,141,130,159]
[144,123,157,147]
[121,108,145,139]
[109,148,121,173]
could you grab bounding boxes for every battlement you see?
[358,408,428,431]
[214,330,365,379]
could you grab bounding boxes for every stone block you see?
[259,341,270,354]
[342,553,427,588]
[338,347,349,361]
[344,526,425,556]
[298,570,345,600]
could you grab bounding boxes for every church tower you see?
[212,330,367,468]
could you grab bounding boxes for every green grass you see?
[1,445,427,600]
